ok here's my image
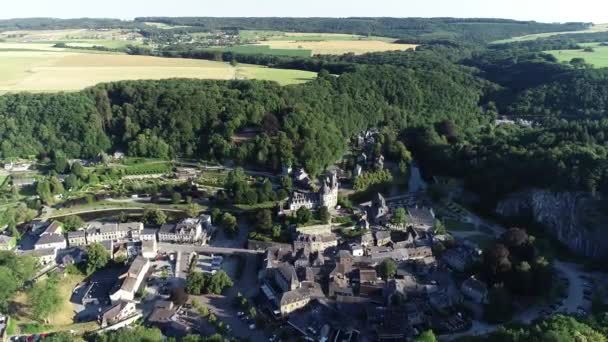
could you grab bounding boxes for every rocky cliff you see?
[496,189,608,259]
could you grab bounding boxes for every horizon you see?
[1,0,607,24]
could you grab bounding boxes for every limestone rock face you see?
[496,189,608,259]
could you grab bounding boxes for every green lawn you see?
[546,44,608,68]
[201,45,312,57]
[0,175,8,187]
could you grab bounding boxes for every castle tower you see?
[320,170,339,209]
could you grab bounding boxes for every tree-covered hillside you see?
[134,17,588,43]
[0,62,488,176]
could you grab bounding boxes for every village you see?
[0,129,596,342]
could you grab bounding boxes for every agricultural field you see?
[239,30,416,56]
[546,43,608,68]
[493,23,608,44]
[0,48,316,93]
[202,44,312,57]
[0,28,143,49]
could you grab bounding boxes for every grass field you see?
[239,30,416,55]
[0,28,143,49]
[10,274,99,336]
[202,44,312,57]
[493,23,608,44]
[546,43,608,68]
[0,49,316,93]
[258,40,416,56]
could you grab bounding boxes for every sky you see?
[1,0,607,24]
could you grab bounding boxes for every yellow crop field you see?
[0,51,316,93]
[258,40,417,55]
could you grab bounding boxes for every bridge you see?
[157,242,263,255]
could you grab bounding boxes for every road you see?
[158,242,263,255]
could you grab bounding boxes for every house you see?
[287,171,339,211]
[174,167,197,181]
[293,232,337,253]
[34,233,66,250]
[112,151,125,160]
[11,176,36,188]
[67,230,87,247]
[356,231,374,247]
[3,162,31,171]
[275,263,299,292]
[99,301,137,327]
[406,246,433,260]
[374,230,392,246]
[142,239,158,259]
[407,207,436,232]
[0,234,16,250]
[461,276,488,304]
[109,256,150,303]
[86,222,120,243]
[355,268,378,285]
[118,222,144,240]
[349,243,364,257]
[158,215,209,244]
[147,300,177,332]
[367,193,389,224]
[41,221,63,235]
[140,228,158,241]
[278,282,321,316]
[442,247,472,272]
[22,248,57,266]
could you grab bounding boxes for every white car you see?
[249,324,256,330]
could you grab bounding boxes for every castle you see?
[287,171,339,211]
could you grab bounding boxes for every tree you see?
[296,207,312,224]
[391,207,407,225]
[60,215,84,232]
[186,271,208,295]
[86,242,110,274]
[280,176,293,193]
[255,209,273,232]
[142,208,167,225]
[414,330,437,342]
[0,266,18,311]
[207,271,233,294]
[221,212,238,237]
[378,258,397,279]
[53,153,68,174]
[318,206,330,224]
[170,287,189,306]
[49,176,64,195]
[71,161,86,178]
[185,203,201,217]
[64,174,80,190]
[434,219,447,235]
[29,274,62,323]
[171,191,182,204]
[210,208,221,224]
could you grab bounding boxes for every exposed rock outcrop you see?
[496,189,608,259]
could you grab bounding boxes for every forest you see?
[1,18,608,205]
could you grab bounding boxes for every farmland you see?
[0,48,316,93]
[546,43,608,68]
[238,30,416,56]
[0,28,144,49]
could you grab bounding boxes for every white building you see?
[158,214,210,244]
[34,233,66,250]
[287,170,339,212]
[110,256,150,303]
